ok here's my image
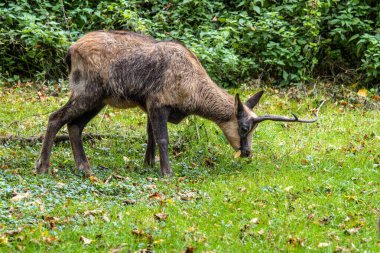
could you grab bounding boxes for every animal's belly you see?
[103,97,138,109]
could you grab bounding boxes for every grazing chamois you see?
[36,30,320,177]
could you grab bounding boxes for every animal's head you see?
[234,91,263,157]
[219,90,321,158]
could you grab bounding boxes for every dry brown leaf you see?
[11,192,30,202]
[43,235,58,244]
[180,192,196,201]
[123,199,136,205]
[239,187,247,192]
[146,184,156,190]
[84,209,103,216]
[4,227,23,236]
[89,176,100,183]
[44,216,59,230]
[154,213,168,221]
[149,192,163,200]
[287,236,305,247]
[131,229,145,237]
[79,236,92,245]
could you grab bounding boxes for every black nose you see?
[240,149,251,157]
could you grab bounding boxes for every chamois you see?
[36,30,321,177]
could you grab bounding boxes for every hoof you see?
[160,168,173,178]
[35,159,49,174]
[78,163,93,178]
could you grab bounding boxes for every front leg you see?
[144,117,156,167]
[148,107,173,177]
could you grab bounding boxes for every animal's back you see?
[68,31,207,111]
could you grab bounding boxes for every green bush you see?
[0,0,379,87]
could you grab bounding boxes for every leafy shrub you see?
[0,0,379,87]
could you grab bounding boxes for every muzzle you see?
[239,137,252,157]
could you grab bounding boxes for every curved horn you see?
[252,100,326,124]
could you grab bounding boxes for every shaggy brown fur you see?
[36,31,315,177]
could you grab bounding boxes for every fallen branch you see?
[0,133,114,145]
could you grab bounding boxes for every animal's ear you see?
[235,94,245,118]
[246,90,264,109]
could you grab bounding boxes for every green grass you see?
[0,84,379,252]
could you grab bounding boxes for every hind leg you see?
[144,116,156,167]
[36,96,102,174]
[67,105,104,176]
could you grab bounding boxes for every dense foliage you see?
[0,0,379,87]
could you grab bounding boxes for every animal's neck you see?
[194,80,235,123]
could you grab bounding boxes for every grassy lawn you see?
[0,83,379,252]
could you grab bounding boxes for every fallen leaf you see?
[357,88,367,97]
[334,246,349,252]
[185,246,195,253]
[43,235,58,244]
[257,229,265,235]
[89,176,100,183]
[109,244,129,253]
[84,209,103,216]
[103,214,110,223]
[373,95,380,101]
[109,246,126,253]
[287,236,305,247]
[250,218,259,224]
[11,192,30,202]
[131,229,145,237]
[234,150,241,158]
[79,236,92,245]
[56,182,66,188]
[239,187,247,192]
[154,213,168,221]
[146,184,156,190]
[284,186,293,192]
[4,227,23,236]
[123,199,136,205]
[44,216,59,230]
[0,235,8,245]
[149,192,163,200]
[318,242,331,248]
[345,227,360,235]
[180,192,196,201]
